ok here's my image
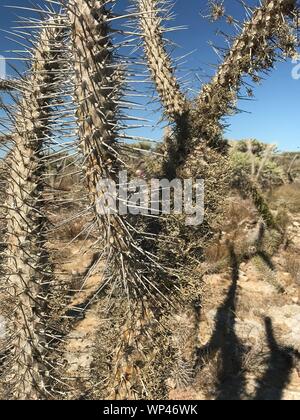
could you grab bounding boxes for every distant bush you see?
[230,139,285,190]
[269,182,300,214]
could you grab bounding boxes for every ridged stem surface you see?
[3,19,65,400]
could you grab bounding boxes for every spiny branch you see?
[2,15,67,400]
[194,0,298,147]
[136,0,187,120]
[67,0,175,399]
[136,0,190,178]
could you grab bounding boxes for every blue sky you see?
[0,0,299,151]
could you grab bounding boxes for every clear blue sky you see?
[0,0,299,151]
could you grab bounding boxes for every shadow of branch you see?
[254,317,300,400]
[195,243,247,400]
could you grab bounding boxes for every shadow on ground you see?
[195,243,300,400]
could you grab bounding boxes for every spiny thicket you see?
[0,0,299,400]
[193,0,298,230]
[137,0,298,227]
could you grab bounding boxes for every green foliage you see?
[230,140,284,189]
[231,139,273,156]
[127,141,154,151]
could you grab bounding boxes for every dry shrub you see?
[228,197,255,221]
[241,345,268,376]
[269,182,300,214]
[204,241,229,268]
[284,250,300,285]
[193,353,220,400]
[204,197,256,271]
[56,218,88,241]
[273,206,291,232]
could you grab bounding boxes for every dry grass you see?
[55,218,89,241]
[204,241,229,268]
[223,197,256,233]
[284,250,300,285]
[269,182,300,214]
[204,196,256,271]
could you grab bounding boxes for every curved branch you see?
[137,0,187,120]
[194,0,298,145]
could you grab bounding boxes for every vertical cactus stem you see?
[241,175,278,231]
[108,302,156,400]
[137,0,187,119]
[137,0,189,178]
[4,18,65,400]
[68,1,174,399]
[68,0,121,215]
[67,0,158,294]
[194,0,298,147]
